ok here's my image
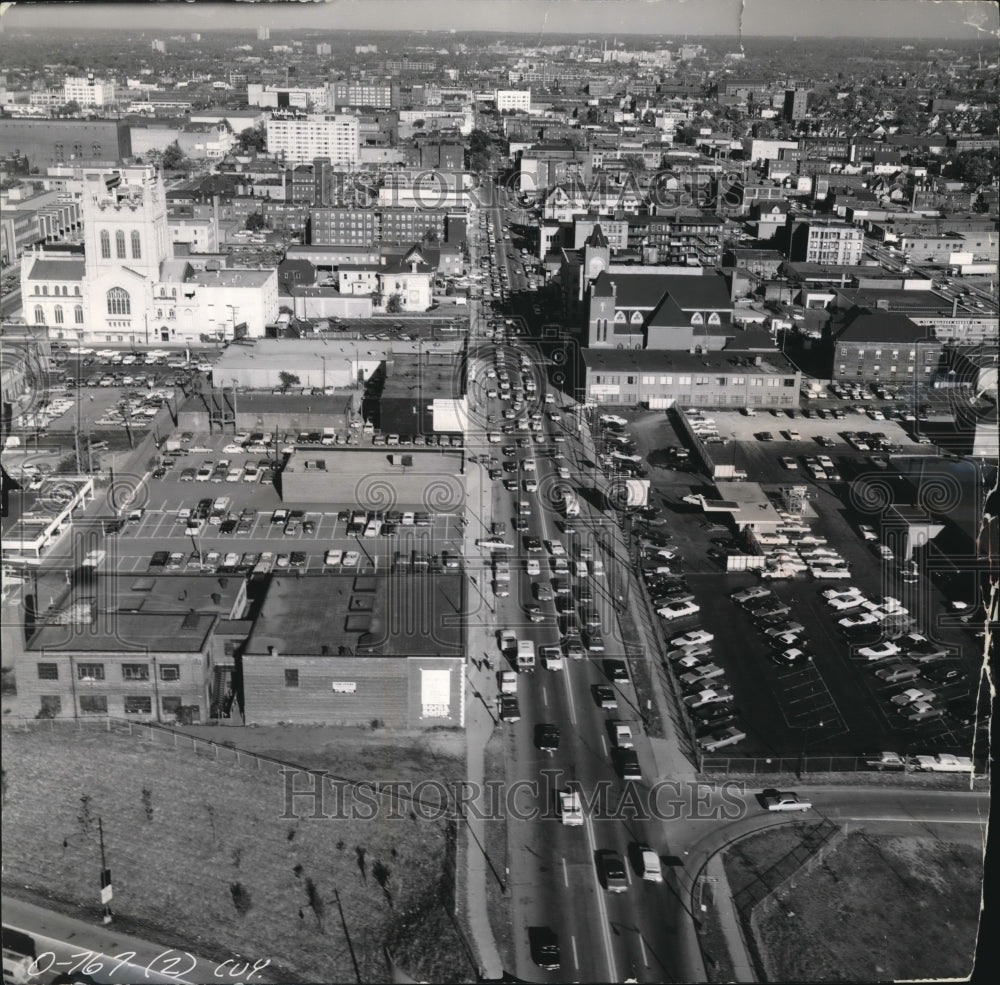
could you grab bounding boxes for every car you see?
[523,536,542,553]
[670,629,714,649]
[603,659,629,683]
[755,431,775,442]
[545,539,566,557]
[858,640,902,661]
[828,593,868,612]
[680,664,725,687]
[731,586,771,605]
[772,647,811,666]
[530,928,561,970]
[324,549,343,567]
[780,456,799,470]
[890,686,937,708]
[592,685,618,710]
[289,551,307,568]
[899,702,945,723]
[683,686,733,709]
[698,726,747,752]
[669,647,713,668]
[271,508,289,525]
[691,703,741,729]
[761,789,812,812]
[875,662,922,683]
[498,695,521,722]
[657,600,701,621]
[839,612,880,629]
[535,723,560,752]
[342,551,360,568]
[921,664,967,686]
[863,751,908,771]
[524,604,545,623]
[596,850,629,893]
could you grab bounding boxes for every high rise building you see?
[266,114,360,167]
[783,88,809,123]
[63,75,117,108]
[257,26,270,41]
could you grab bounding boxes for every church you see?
[20,166,279,346]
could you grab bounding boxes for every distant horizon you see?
[1,0,997,41]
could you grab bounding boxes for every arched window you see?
[54,305,64,324]
[74,286,81,296]
[107,287,131,316]
[690,312,704,325]
[708,312,721,326]
[34,305,45,324]
[614,310,627,323]
[630,311,643,324]
[115,230,126,258]
[131,231,141,259]
[100,230,111,258]
[74,305,84,324]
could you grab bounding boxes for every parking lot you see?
[589,405,986,762]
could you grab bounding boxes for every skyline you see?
[1,0,998,40]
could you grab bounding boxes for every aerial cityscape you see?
[0,1,995,983]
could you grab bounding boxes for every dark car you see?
[529,927,561,970]
[148,550,170,569]
[596,850,629,893]
[592,684,618,710]
[535,723,560,752]
[920,664,966,685]
[755,431,775,441]
[603,659,629,683]
[614,747,642,781]
[219,519,237,535]
[289,551,307,567]
[690,703,742,725]
[499,695,521,722]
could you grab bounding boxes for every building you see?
[257,26,270,40]
[495,89,532,113]
[783,88,809,123]
[587,269,735,350]
[331,82,393,110]
[377,351,466,437]
[0,186,82,263]
[316,42,331,55]
[832,309,944,384]
[626,212,725,267]
[247,84,332,112]
[8,572,248,723]
[266,114,360,167]
[240,573,465,727]
[64,75,117,108]
[21,166,278,345]
[582,347,802,409]
[787,219,864,266]
[0,118,133,169]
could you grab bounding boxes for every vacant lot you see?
[727,825,982,982]
[2,725,471,984]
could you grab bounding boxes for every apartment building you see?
[832,310,944,384]
[788,219,864,266]
[265,114,360,167]
[64,74,117,107]
[495,89,532,112]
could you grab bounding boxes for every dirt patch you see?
[2,725,472,984]
[726,826,982,982]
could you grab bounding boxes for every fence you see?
[700,753,989,778]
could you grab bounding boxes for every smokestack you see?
[952,296,958,318]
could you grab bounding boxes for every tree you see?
[278,371,301,389]
[620,154,646,173]
[245,213,266,232]
[161,140,188,172]
[386,293,404,314]
[236,124,266,155]
[58,99,81,117]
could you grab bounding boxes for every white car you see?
[658,600,700,621]
[668,646,713,666]
[838,612,879,629]
[698,726,747,753]
[342,551,361,567]
[858,640,902,661]
[545,540,566,557]
[670,629,714,649]
[683,686,733,708]
[821,586,862,600]
[526,558,541,576]
[324,550,343,567]
[761,790,812,812]
[890,687,936,707]
[732,586,771,605]
[858,524,879,542]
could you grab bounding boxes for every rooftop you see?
[243,572,464,657]
[583,347,796,375]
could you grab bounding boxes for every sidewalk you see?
[457,334,505,981]
[706,853,758,982]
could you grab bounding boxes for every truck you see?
[563,490,580,517]
[761,789,812,812]
[516,639,536,672]
[498,670,518,694]
[499,630,517,655]
[559,789,584,826]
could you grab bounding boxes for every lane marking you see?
[541,685,548,707]
[570,934,579,969]
[562,856,569,888]
[582,812,619,983]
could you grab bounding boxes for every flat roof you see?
[212,338,464,374]
[582,347,797,376]
[28,611,217,653]
[244,572,464,657]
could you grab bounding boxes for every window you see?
[80,695,108,715]
[162,696,182,716]
[42,285,48,296]
[34,305,44,324]
[100,230,111,258]
[716,377,727,386]
[74,305,84,324]
[767,378,779,387]
[37,663,59,680]
[107,288,131,316]
[75,286,80,295]
[159,664,180,681]
[284,669,299,687]
[39,696,61,717]
[131,230,142,259]
[115,230,126,258]
[731,376,746,386]
[122,663,149,681]
[783,378,797,387]
[708,312,721,326]
[750,378,763,387]
[695,376,709,386]
[124,696,152,714]
[54,305,63,324]
[678,376,691,385]
[77,663,105,681]
[690,313,704,325]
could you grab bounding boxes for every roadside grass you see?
[482,729,515,970]
[2,726,472,983]
[725,826,982,982]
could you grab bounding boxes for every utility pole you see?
[98,817,113,923]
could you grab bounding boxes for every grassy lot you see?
[2,725,473,984]
[726,826,982,982]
